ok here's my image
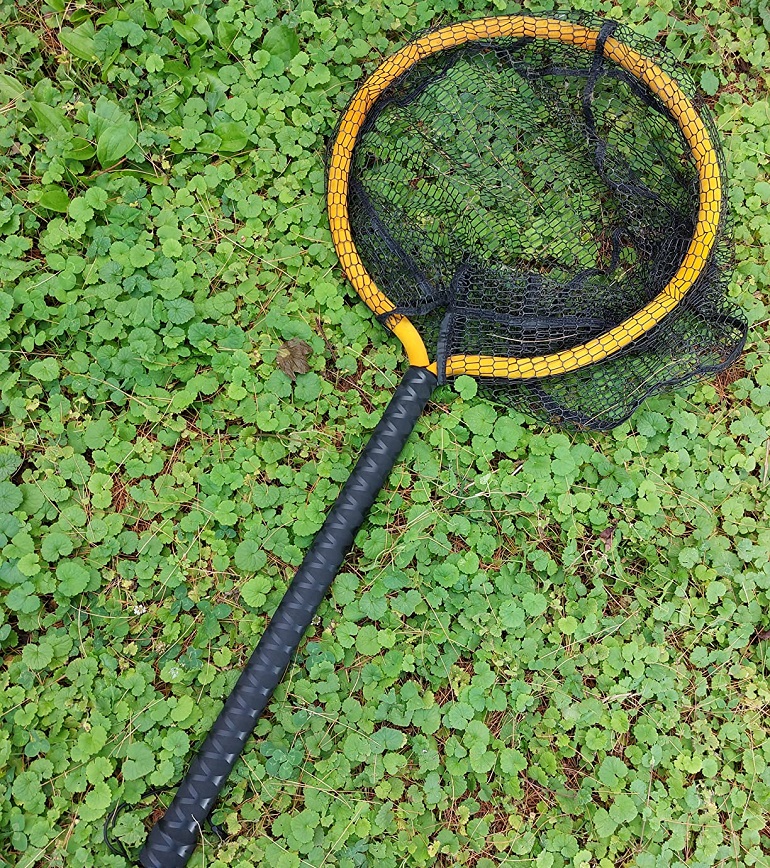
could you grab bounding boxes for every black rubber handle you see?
[139,366,436,868]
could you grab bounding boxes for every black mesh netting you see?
[340,17,747,429]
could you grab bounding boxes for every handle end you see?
[138,820,198,868]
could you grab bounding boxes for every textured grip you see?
[139,366,436,868]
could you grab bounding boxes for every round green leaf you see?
[28,358,60,382]
[41,532,75,562]
[56,560,90,597]
[234,540,268,572]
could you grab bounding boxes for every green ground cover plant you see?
[0,0,769,865]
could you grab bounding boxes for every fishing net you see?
[141,18,750,866]
[331,16,746,429]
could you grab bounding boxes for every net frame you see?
[326,15,723,381]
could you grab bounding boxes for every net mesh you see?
[334,16,746,429]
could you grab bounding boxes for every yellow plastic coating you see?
[326,16,722,380]
[391,316,431,367]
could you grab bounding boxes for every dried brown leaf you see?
[598,526,614,552]
[276,338,311,381]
